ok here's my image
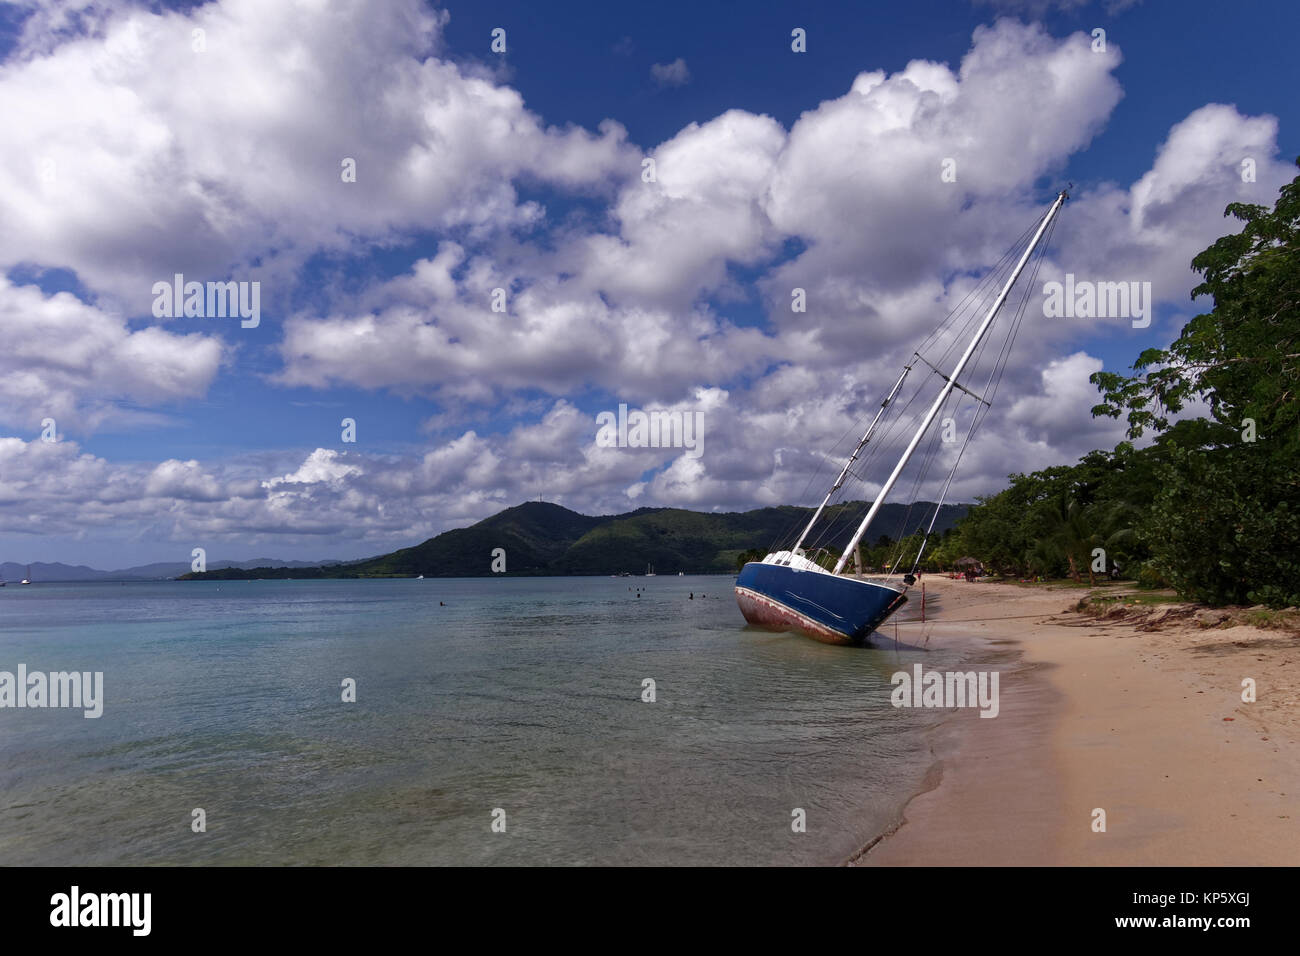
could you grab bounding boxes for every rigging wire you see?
[805,272,1008,558]
[829,221,1037,564]
[908,206,1062,574]
[775,199,1060,568]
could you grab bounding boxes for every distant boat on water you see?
[736,190,1069,646]
[645,564,656,577]
[20,566,31,585]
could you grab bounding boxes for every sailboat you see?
[20,566,31,585]
[735,190,1068,646]
[645,564,656,577]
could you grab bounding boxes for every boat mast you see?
[791,364,912,555]
[832,189,1067,576]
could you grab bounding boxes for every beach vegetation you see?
[955,161,1300,608]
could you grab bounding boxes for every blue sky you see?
[1,0,1297,568]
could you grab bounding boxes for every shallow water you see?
[0,576,973,865]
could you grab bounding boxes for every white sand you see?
[854,577,1300,865]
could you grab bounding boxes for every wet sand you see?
[852,577,1300,866]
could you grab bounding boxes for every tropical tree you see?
[1090,159,1300,606]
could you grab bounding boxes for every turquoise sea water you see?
[0,576,971,865]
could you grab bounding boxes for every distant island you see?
[178,500,968,580]
[0,557,350,584]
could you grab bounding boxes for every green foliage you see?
[950,162,1300,605]
[1087,159,1300,608]
[951,443,1151,579]
[1090,159,1300,456]
[964,471,1117,576]
[1142,443,1300,607]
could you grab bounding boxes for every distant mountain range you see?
[176,500,969,580]
[0,558,347,583]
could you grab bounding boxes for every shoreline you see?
[851,577,1300,866]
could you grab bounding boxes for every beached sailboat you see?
[735,190,1068,645]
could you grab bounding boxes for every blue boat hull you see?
[734,561,907,645]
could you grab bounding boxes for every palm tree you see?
[1029,494,1138,585]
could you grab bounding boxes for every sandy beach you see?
[852,577,1300,866]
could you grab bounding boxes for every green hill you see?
[180,499,967,579]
